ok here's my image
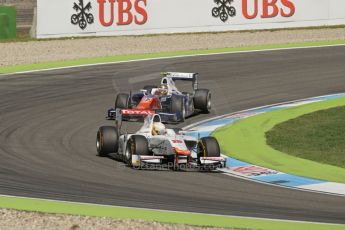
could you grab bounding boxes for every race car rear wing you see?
[115,108,155,129]
[161,72,198,91]
[113,108,155,133]
[108,107,181,123]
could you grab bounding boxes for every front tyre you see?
[115,93,130,109]
[198,136,220,159]
[125,135,149,167]
[96,126,119,157]
[171,95,185,122]
[194,89,211,113]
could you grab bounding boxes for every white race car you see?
[96,110,226,170]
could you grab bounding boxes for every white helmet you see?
[152,122,166,135]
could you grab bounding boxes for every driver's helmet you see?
[154,84,168,96]
[160,84,168,95]
[152,122,166,135]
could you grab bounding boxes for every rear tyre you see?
[194,89,211,113]
[115,93,130,109]
[96,126,119,157]
[143,85,158,94]
[171,95,185,121]
[198,136,220,159]
[125,135,149,167]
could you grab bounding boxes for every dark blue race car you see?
[107,72,212,123]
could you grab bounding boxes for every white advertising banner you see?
[37,0,345,38]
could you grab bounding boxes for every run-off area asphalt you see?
[0,46,345,224]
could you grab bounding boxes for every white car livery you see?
[96,110,226,170]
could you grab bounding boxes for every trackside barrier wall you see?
[0,5,16,39]
[37,0,345,38]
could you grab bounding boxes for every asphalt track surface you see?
[1,46,345,224]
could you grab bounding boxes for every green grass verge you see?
[1,40,345,74]
[0,196,344,230]
[213,97,345,183]
[266,106,345,169]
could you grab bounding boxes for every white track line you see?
[0,194,343,226]
[1,43,345,76]
[220,168,345,198]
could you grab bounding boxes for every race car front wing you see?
[131,154,226,170]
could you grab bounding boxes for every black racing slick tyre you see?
[198,136,220,159]
[171,95,185,121]
[125,135,149,167]
[194,89,211,113]
[115,93,129,109]
[96,126,119,157]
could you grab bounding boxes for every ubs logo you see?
[212,0,296,22]
[71,0,94,30]
[212,0,236,22]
